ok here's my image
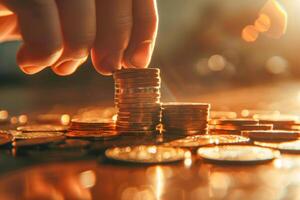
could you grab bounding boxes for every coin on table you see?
[105,145,188,164]
[197,145,279,163]
[12,135,65,147]
[164,135,250,148]
[51,139,91,149]
[242,130,299,141]
[210,118,259,126]
[255,140,300,153]
[12,131,64,140]
[17,124,68,132]
[66,131,119,140]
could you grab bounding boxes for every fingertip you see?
[52,57,87,76]
[20,66,46,75]
[91,49,121,76]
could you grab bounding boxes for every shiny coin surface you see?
[17,124,68,132]
[210,118,259,125]
[12,131,64,140]
[164,135,250,148]
[12,135,65,147]
[197,145,279,163]
[242,130,299,141]
[255,140,300,153]
[66,131,119,140]
[105,145,187,164]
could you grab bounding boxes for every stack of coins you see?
[209,118,273,135]
[161,103,210,135]
[114,68,161,134]
[69,118,116,132]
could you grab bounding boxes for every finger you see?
[0,14,17,42]
[4,0,63,75]
[0,3,13,17]
[91,0,133,75]
[123,0,158,68]
[52,0,96,76]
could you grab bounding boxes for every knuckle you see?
[112,15,133,30]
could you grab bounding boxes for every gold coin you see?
[210,118,259,126]
[197,145,279,163]
[13,135,65,147]
[12,131,65,140]
[17,124,68,132]
[0,132,13,146]
[255,140,300,153]
[105,145,188,164]
[162,102,210,109]
[242,130,299,141]
[164,134,250,148]
[66,131,119,140]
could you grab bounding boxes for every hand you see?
[0,0,158,76]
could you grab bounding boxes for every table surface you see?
[1,81,300,200]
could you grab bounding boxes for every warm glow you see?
[78,170,96,189]
[255,13,271,33]
[259,0,287,38]
[0,110,8,120]
[208,55,226,71]
[242,25,259,42]
[18,115,28,124]
[60,114,70,125]
[265,56,288,74]
[155,166,164,200]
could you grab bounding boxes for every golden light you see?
[18,115,28,124]
[60,114,70,125]
[255,13,271,33]
[154,166,164,200]
[78,170,96,189]
[242,25,259,42]
[259,0,287,38]
[0,110,8,120]
[265,56,288,74]
[208,55,226,71]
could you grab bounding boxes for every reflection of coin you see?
[164,135,250,148]
[197,145,279,163]
[17,124,68,132]
[12,131,64,140]
[105,145,188,164]
[242,130,299,141]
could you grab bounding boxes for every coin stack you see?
[70,118,115,131]
[162,103,210,135]
[114,68,161,134]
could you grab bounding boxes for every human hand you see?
[0,0,158,76]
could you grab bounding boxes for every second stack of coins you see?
[162,103,210,135]
[114,68,161,134]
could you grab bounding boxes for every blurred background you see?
[1,0,300,113]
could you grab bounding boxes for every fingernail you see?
[21,66,45,74]
[96,55,121,75]
[54,59,83,76]
[130,41,153,68]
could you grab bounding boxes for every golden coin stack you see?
[161,103,210,135]
[113,68,161,134]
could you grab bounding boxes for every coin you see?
[210,118,259,126]
[241,130,299,141]
[53,139,91,149]
[105,145,188,164]
[255,140,300,153]
[164,135,250,148]
[197,145,279,163]
[162,102,210,109]
[66,131,119,140]
[17,124,68,132]
[12,131,65,140]
[12,135,65,147]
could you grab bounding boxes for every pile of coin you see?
[114,68,161,134]
[161,103,210,135]
[209,118,273,135]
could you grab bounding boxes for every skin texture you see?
[0,0,158,76]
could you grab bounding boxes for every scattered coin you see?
[12,131,64,140]
[0,131,13,146]
[17,124,68,132]
[210,118,259,126]
[105,145,188,164]
[197,145,279,164]
[255,140,300,153]
[66,130,119,140]
[12,135,65,147]
[164,135,250,148]
[242,130,299,141]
